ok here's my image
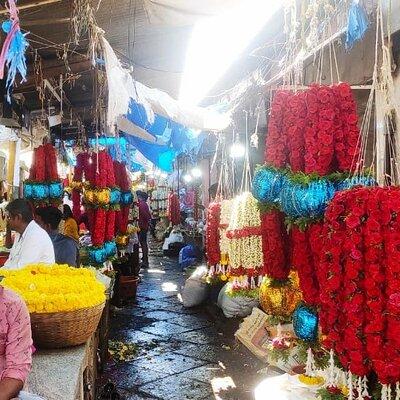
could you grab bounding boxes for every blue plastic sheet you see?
[179,245,200,270]
[123,134,176,172]
[346,0,369,50]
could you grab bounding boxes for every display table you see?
[24,335,97,400]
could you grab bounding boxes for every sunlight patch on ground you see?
[161,282,178,292]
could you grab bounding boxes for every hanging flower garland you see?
[168,191,180,226]
[114,161,133,247]
[226,192,264,290]
[24,143,63,206]
[319,186,400,386]
[205,201,221,267]
[72,152,88,221]
[81,150,117,264]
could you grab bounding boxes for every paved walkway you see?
[101,255,266,400]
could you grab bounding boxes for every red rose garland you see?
[205,202,221,267]
[291,226,320,306]
[105,210,116,242]
[168,191,180,226]
[29,145,45,181]
[44,143,58,181]
[92,207,106,246]
[285,91,306,172]
[319,187,400,383]
[264,91,289,168]
[304,85,336,175]
[260,210,290,280]
[332,83,361,172]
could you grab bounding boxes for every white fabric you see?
[0,125,18,142]
[101,37,154,129]
[181,266,209,307]
[101,36,231,132]
[162,230,184,250]
[217,284,259,318]
[143,0,244,26]
[3,221,55,270]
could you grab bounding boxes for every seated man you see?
[0,285,32,400]
[3,200,55,270]
[35,207,78,267]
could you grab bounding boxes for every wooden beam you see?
[14,59,93,91]
[0,0,62,14]
[22,17,70,27]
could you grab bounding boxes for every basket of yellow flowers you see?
[0,264,106,348]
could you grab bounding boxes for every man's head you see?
[6,199,33,233]
[35,206,63,233]
[136,190,148,201]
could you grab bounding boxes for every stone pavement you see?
[100,256,267,400]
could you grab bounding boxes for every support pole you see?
[7,140,16,199]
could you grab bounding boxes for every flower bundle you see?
[264,83,360,175]
[24,143,63,205]
[319,186,400,386]
[205,201,221,267]
[260,210,290,281]
[0,264,105,313]
[168,191,180,226]
[113,161,132,237]
[259,83,371,308]
[226,192,264,289]
[219,199,233,267]
[74,150,117,263]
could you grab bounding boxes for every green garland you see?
[316,388,346,400]
[268,344,292,364]
[226,286,259,299]
[296,340,330,370]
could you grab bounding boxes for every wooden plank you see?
[0,0,62,14]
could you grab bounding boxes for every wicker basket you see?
[30,302,105,349]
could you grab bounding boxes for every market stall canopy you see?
[143,0,244,26]
[101,36,231,132]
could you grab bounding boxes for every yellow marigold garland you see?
[0,264,106,313]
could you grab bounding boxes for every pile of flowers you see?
[24,143,63,205]
[319,186,400,388]
[0,264,106,313]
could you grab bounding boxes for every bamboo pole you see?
[7,140,16,199]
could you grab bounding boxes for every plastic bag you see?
[217,284,259,318]
[181,266,210,308]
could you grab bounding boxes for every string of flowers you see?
[226,192,264,289]
[24,143,63,206]
[168,191,180,226]
[319,186,400,386]
[205,201,221,267]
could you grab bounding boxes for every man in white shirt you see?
[3,199,55,270]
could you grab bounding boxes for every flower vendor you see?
[137,191,152,269]
[3,200,55,270]
[62,204,79,243]
[35,206,79,267]
[0,285,33,400]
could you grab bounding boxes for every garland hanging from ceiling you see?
[24,143,63,206]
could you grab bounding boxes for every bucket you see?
[118,276,139,301]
